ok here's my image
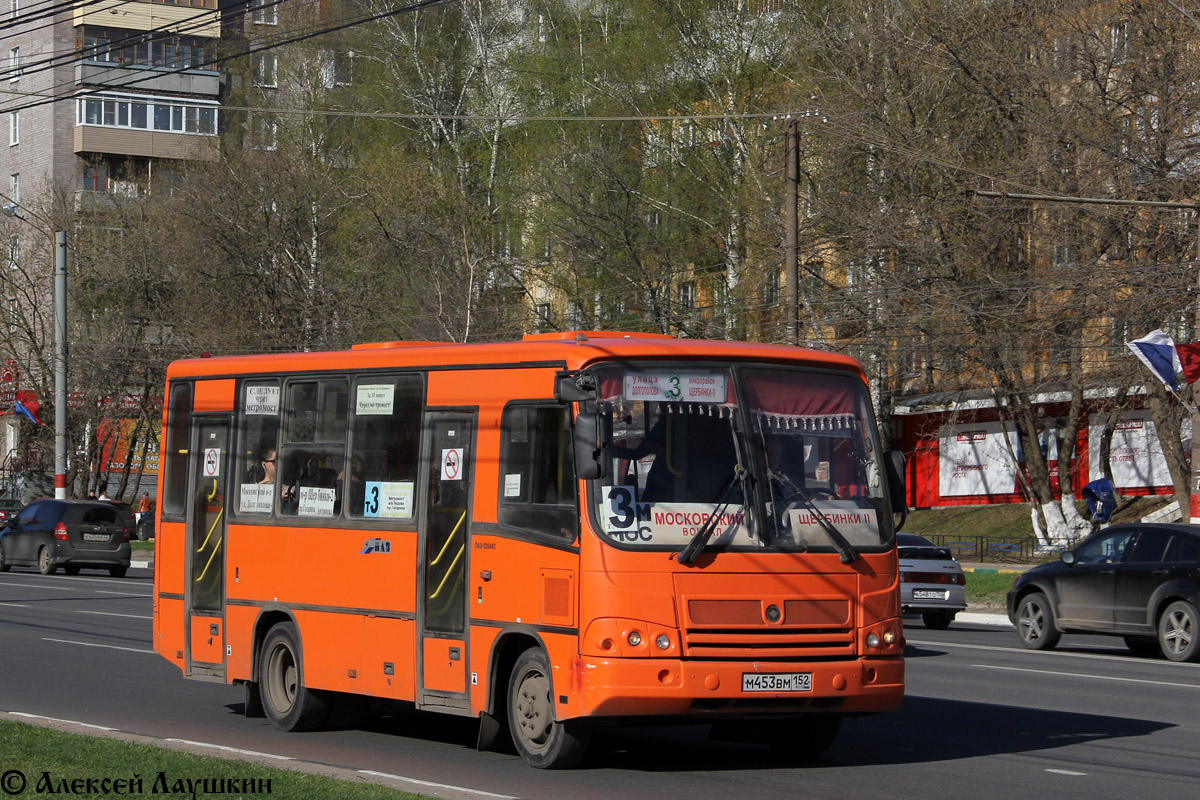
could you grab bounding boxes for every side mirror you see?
[573,404,612,481]
[885,450,907,515]
[1060,550,1076,566]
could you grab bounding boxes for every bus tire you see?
[508,648,590,769]
[259,622,329,732]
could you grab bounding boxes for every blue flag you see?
[14,399,42,425]
[1127,329,1183,392]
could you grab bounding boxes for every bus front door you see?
[417,412,475,711]
[185,418,230,680]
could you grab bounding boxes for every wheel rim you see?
[1019,600,1046,642]
[263,640,298,716]
[38,549,50,572]
[514,667,553,751]
[1162,608,1194,657]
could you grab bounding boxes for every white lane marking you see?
[909,638,1200,669]
[96,591,150,597]
[0,582,79,590]
[1046,769,1088,776]
[42,637,153,654]
[0,602,30,607]
[359,770,520,799]
[974,664,1200,689]
[9,712,116,731]
[77,610,152,620]
[166,739,294,761]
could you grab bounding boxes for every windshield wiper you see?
[770,470,861,564]
[676,466,745,566]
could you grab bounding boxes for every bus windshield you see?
[591,364,893,554]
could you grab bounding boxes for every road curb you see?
[956,611,1013,628]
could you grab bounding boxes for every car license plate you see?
[913,589,947,600]
[83,533,109,542]
[742,672,812,692]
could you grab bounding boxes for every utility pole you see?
[784,118,799,346]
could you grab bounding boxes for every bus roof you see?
[165,331,866,380]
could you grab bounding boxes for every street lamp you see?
[2,203,69,500]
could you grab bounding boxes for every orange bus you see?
[152,332,906,768]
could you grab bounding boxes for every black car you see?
[1007,522,1200,661]
[0,499,132,577]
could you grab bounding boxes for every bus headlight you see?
[627,630,642,647]
[655,634,671,650]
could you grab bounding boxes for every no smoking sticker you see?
[203,447,220,478]
[441,448,464,481]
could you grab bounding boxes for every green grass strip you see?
[0,720,429,799]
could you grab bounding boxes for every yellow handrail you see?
[195,536,222,582]
[196,508,222,553]
[429,544,464,599]
[430,509,466,566]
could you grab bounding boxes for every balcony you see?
[74,0,220,38]
[74,125,219,160]
[75,62,220,97]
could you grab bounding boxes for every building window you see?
[535,302,552,332]
[252,53,277,88]
[8,47,17,81]
[252,115,277,151]
[8,110,16,146]
[679,281,695,311]
[7,173,16,204]
[251,0,277,25]
[333,51,354,85]
[76,94,217,136]
[8,0,15,21]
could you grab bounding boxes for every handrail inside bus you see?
[429,544,464,600]
[196,536,222,582]
[197,508,223,553]
[430,509,467,566]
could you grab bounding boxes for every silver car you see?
[898,533,967,629]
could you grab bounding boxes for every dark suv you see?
[0,499,132,577]
[1007,522,1200,661]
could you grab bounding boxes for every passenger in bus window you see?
[258,449,277,485]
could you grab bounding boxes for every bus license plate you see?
[913,590,947,600]
[742,672,812,692]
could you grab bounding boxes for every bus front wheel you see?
[259,622,329,732]
[507,648,590,769]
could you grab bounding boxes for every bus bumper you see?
[572,656,904,718]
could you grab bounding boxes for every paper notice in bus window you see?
[787,502,879,545]
[363,481,413,518]
[245,385,280,415]
[623,372,727,403]
[356,384,395,415]
[239,483,274,514]
[298,486,337,517]
[601,487,753,546]
[504,473,522,498]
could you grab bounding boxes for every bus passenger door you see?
[185,418,230,680]
[417,412,475,711]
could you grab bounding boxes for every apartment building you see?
[1,0,223,206]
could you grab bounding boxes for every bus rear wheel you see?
[507,648,590,769]
[259,622,329,732]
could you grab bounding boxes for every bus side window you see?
[236,379,281,517]
[280,378,348,519]
[161,381,193,518]
[349,375,423,522]
[498,404,579,541]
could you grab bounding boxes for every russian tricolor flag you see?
[1127,329,1200,391]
